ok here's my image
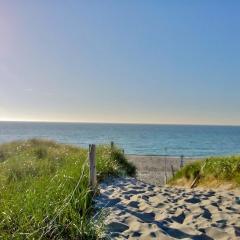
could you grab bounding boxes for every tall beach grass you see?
[0,139,135,239]
[169,155,240,188]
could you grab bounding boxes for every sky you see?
[0,1,240,125]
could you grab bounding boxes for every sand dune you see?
[95,177,240,239]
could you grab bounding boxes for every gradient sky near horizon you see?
[1,1,240,125]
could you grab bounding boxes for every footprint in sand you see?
[95,177,240,239]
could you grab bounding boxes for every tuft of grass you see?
[0,139,135,239]
[111,149,136,177]
[169,156,240,187]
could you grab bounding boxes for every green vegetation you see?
[169,156,240,187]
[0,139,135,239]
[110,150,136,177]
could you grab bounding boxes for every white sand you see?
[95,177,240,239]
[126,155,201,185]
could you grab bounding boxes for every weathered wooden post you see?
[180,155,184,168]
[164,147,168,184]
[171,165,175,177]
[89,144,97,189]
[111,141,114,150]
[190,159,207,188]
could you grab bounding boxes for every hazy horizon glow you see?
[1,1,240,125]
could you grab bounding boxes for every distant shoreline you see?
[1,122,240,156]
[0,120,240,127]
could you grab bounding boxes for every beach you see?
[126,155,200,185]
[2,1,240,238]
[95,155,240,239]
[95,177,240,239]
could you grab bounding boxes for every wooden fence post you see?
[171,165,175,177]
[180,155,184,168]
[164,148,168,184]
[89,144,97,189]
[111,141,114,150]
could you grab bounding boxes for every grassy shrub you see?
[0,139,134,239]
[111,149,136,177]
[171,160,202,182]
[169,156,240,187]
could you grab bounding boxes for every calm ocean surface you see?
[0,122,240,157]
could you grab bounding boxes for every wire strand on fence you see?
[21,151,90,239]
[38,154,89,239]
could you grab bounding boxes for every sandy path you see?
[126,155,200,185]
[95,177,240,239]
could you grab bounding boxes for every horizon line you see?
[0,119,240,127]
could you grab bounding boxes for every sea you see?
[0,121,240,157]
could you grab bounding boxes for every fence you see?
[88,141,117,190]
[88,141,187,189]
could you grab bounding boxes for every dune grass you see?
[169,156,240,188]
[0,139,135,239]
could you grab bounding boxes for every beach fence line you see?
[88,141,118,190]
[88,141,186,188]
[88,141,188,190]
[165,154,185,184]
[88,144,97,189]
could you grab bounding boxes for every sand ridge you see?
[95,177,240,239]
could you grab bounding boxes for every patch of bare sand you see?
[126,155,199,185]
[95,177,240,239]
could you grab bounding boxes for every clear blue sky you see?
[0,1,240,125]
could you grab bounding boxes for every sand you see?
[95,155,240,239]
[126,155,200,185]
[95,177,240,239]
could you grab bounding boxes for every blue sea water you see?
[0,121,240,157]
